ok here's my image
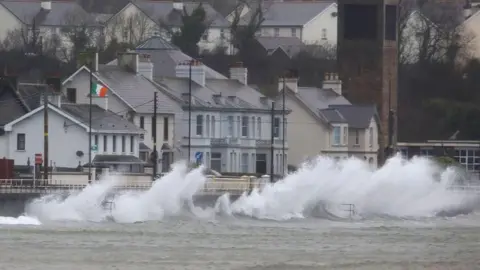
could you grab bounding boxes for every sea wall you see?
[0,194,41,217]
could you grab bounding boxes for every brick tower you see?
[337,0,399,163]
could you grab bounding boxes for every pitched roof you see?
[95,65,179,114]
[328,105,377,129]
[318,108,347,123]
[243,1,334,27]
[137,35,179,50]
[61,104,144,133]
[133,1,230,27]
[154,77,284,111]
[256,36,304,57]
[1,0,95,26]
[0,88,27,126]
[107,36,227,79]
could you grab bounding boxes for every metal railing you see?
[0,178,258,195]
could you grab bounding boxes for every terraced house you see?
[154,62,289,175]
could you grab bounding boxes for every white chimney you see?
[173,1,184,10]
[117,51,139,73]
[93,52,98,72]
[322,72,342,95]
[175,60,206,87]
[138,53,153,80]
[278,78,298,93]
[229,62,248,85]
[41,1,52,10]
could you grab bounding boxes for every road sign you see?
[34,153,42,165]
[91,145,98,151]
[195,152,203,162]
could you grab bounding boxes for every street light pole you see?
[188,60,193,163]
[282,76,286,177]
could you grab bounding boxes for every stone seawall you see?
[0,193,241,217]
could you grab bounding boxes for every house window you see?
[196,115,203,135]
[333,127,341,145]
[343,127,348,145]
[211,116,216,138]
[211,152,222,172]
[273,117,280,138]
[139,116,144,128]
[94,135,98,148]
[385,5,397,41]
[369,127,373,146]
[163,117,168,141]
[206,115,211,137]
[241,153,249,173]
[123,29,128,40]
[291,28,296,37]
[220,29,225,39]
[274,28,280,37]
[16,133,25,150]
[355,130,360,145]
[237,116,241,137]
[122,135,126,153]
[251,117,256,138]
[113,135,117,152]
[66,88,76,103]
[321,28,327,40]
[104,135,107,152]
[257,117,262,138]
[130,136,134,153]
[455,149,480,171]
[241,116,249,137]
[227,115,234,136]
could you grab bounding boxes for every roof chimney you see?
[41,1,52,10]
[229,62,248,85]
[138,53,153,80]
[323,72,342,95]
[175,60,206,87]
[117,51,139,73]
[279,70,299,93]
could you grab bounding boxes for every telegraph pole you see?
[88,58,93,183]
[282,76,286,177]
[188,60,192,163]
[152,91,158,180]
[43,90,48,182]
[270,101,275,183]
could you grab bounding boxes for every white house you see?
[276,73,380,167]
[104,1,233,54]
[239,1,337,46]
[153,62,290,175]
[0,1,102,60]
[61,51,181,173]
[0,102,145,171]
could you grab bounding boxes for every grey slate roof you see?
[328,105,377,129]
[1,1,95,26]
[295,87,350,110]
[137,35,179,50]
[243,1,333,26]
[139,142,151,152]
[95,65,179,114]
[318,108,347,123]
[256,37,304,57]
[61,104,143,133]
[154,77,284,111]
[134,1,230,28]
[0,89,27,126]
[107,36,227,79]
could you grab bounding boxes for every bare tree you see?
[60,7,103,62]
[123,10,155,45]
[229,0,266,56]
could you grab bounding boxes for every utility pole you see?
[282,76,286,177]
[387,74,394,159]
[152,91,158,180]
[43,90,48,182]
[88,57,93,183]
[188,60,192,163]
[270,101,275,183]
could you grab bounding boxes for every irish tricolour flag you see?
[91,83,108,97]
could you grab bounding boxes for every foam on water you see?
[22,155,480,223]
[0,215,41,225]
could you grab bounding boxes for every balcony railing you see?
[183,136,287,148]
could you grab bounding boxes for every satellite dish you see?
[76,151,84,157]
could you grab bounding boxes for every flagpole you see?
[88,55,93,183]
